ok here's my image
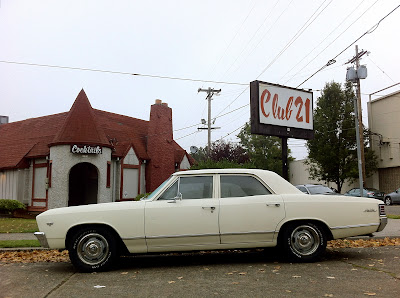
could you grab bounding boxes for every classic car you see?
[35,169,387,272]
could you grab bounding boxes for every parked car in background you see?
[35,169,387,272]
[295,184,337,195]
[344,188,385,201]
[384,188,400,205]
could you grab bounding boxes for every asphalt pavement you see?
[1,246,399,297]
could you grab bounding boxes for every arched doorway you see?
[68,162,98,206]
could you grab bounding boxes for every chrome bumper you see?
[377,217,388,232]
[34,232,49,248]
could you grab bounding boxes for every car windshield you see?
[140,176,174,201]
[308,185,334,194]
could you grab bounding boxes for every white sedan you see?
[35,169,387,272]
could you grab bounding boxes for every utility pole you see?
[198,87,221,156]
[346,45,368,195]
[355,45,367,186]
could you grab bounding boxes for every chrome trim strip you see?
[121,236,146,241]
[145,233,220,240]
[221,231,275,236]
[144,230,275,240]
[34,232,49,248]
[330,223,379,230]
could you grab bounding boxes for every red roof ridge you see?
[50,89,111,147]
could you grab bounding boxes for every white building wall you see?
[48,145,112,209]
[289,159,362,194]
[179,155,191,170]
[0,169,18,200]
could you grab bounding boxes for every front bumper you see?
[377,217,388,232]
[34,232,49,248]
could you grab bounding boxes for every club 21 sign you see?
[250,81,314,139]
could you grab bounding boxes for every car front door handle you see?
[202,206,216,213]
[266,203,281,207]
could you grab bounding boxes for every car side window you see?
[221,175,271,198]
[297,186,308,193]
[158,181,178,200]
[179,176,213,199]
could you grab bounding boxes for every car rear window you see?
[221,175,271,198]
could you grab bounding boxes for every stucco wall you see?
[289,159,365,194]
[48,145,113,209]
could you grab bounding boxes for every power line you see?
[297,2,400,88]
[0,60,248,86]
[279,0,367,85]
[256,0,333,80]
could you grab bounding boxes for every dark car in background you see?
[295,184,337,195]
[344,187,385,201]
[384,188,400,205]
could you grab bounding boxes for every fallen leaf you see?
[227,272,234,275]
[286,290,292,293]
[239,272,247,275]
[326,276,335,279]
[292,275,301,278]
[121,272,128,275]
[232,282,239,285]
[94,285,106,289]
[364,293,376,296]
[168,281,175,284]
[324,294,334,297]
[177,276,183,280]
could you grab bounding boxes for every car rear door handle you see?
[266,203,281,207]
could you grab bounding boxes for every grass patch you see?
[0,218,39,233]
[0,240,41,248]
[387,214,400,219]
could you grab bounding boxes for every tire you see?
[281,222,326,262]
[384,197,392,206]
[68,226,118,272]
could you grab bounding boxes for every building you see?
[290,89,400,194]
[368,90,400,193]
[0,90,194,211]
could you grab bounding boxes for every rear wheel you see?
[68,226,118,272]
[282,222,326,262]
[384,197,392,206]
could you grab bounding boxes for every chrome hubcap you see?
[290,225,320,256]
[77,233,109,265]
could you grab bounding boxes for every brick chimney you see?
[0,116,9,125]
[146,99,175,192]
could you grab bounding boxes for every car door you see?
[145,175,220,252]
[393,188,400,204]
[218,174,285,244]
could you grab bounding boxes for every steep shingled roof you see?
[51,89,110,147]
[0,90,191,170]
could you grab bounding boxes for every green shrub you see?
[135,193,152,201]
[0,199,26,213]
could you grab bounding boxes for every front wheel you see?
[281,222,326,262]
[68,226,118,272]
[384,197,392,206]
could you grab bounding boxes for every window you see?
[297,186,308,193]
[221,175,271,198]
[157,176,213,200]
[158,181,178,200]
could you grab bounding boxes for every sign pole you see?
[281,137,288,180]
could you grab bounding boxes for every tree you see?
[190,140,252,169]
[306,81,377,192]
[237,122,292,176]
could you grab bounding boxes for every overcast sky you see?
[1,0,399,160]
